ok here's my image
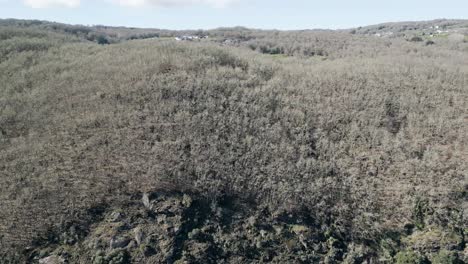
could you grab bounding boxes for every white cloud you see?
[21,0,237,9]
[23,0,80,8]
[110,0,237,8]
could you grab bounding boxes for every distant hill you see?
[347,19,468,37]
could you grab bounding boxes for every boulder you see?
[109,237,131,249]
[38,255,65,264]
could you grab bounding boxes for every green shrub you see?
[425,40,435,45]
[412,197,430,230]
[207,49,248,70]
[432,250,461,264]
[410,36,423,42]
[395,251,426,264]
[97,35,109,45]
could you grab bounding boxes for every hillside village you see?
[352,19,468,40]
[175,35,209,41]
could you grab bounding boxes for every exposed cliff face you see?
[15,191,464,264]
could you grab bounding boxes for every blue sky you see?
[0,0,467,30]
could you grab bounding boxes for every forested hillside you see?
[0,19,467,263]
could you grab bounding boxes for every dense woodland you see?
[0,19,467,263]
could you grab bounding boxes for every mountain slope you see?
[0,21,467,263]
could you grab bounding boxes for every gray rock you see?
[109,211,122,222]
[142,192,151,209]
[182,194,193,208]
[110,237,131,249]
[134,227,143,245]
[38,255,65,264]
[126,240,137,249]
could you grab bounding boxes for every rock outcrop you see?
[23,191,466,264]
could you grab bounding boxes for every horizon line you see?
[1,16,467,31]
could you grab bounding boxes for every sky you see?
[0,0,467,30]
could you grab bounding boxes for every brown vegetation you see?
[0,19,467,263]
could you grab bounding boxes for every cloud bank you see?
[111,0,237,8]
[22,0,237,8]
[23,0,80,8]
